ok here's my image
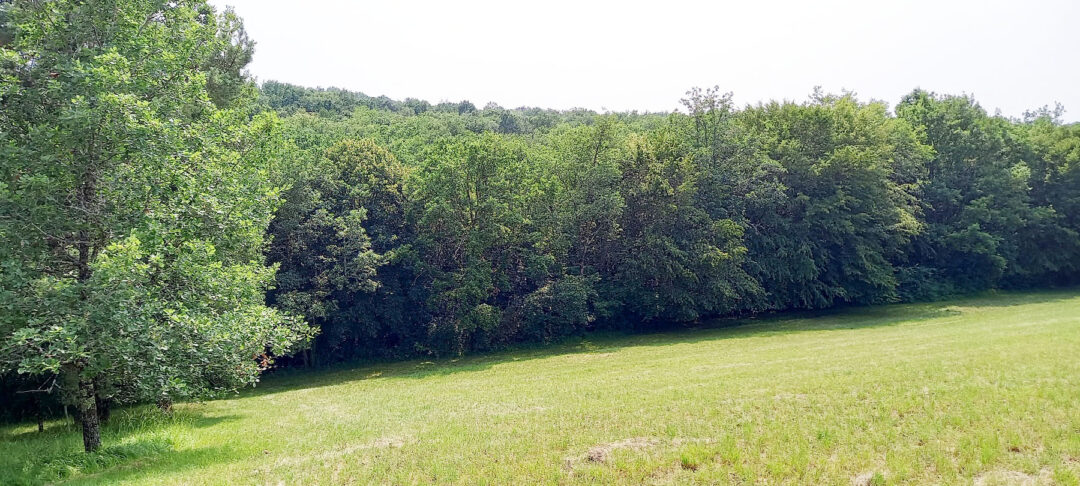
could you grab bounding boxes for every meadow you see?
[2,289,1079,485]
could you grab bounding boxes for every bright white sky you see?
[211,0,1080,120]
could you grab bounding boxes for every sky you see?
[210,0,1080,120]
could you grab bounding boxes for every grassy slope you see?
[2,290,1080,485]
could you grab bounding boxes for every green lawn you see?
[3,290,1080,485]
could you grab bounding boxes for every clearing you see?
[2,290,1079,484]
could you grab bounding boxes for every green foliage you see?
[267,138,412,362]
[408,134,547,353]
[256,82,1080,364]
[895,90,1080,295]
[0,0,311,451]
[612,129,753,322]
[736,93,927,309]
[4,1,1080,443]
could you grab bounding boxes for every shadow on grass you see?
[0,288,1075,484]
[943,287,1080,308]
[58,444,235,486]
[0,407,241,486]
[6,440,234,486]
[246,287,1080,396]
[1,408,239,442]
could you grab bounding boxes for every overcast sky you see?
[210,0,1080,120]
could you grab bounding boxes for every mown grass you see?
[3,289,1080,485]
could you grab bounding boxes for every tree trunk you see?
[95,393,110,423]
[77,379,101,452]
[33,394,44,433]
[93,376,110,423]
[157,397,172,414]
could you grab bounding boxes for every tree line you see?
[260,83,1080,364]
[2,0,1079,452]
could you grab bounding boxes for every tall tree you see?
[409,134,535,353]
[613,127,754,323]
[0,0,310,452]
[267,139,412,363]
[737,93,925,309]
[897,90,1036,293]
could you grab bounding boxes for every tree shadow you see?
[243,287,1080,397]
[60,444,237,486]
[711,286,1079,330]
[1,288,1075,484]
[0,407,242,485]
[1,407,240,442]
[8,439,235,486]
[937,287,1080,308]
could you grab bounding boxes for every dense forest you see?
[253,82,1080,362]
[2,0,1079,452]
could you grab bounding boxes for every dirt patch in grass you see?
[564,436,717,470]
[370,437,405,448]
[851,471,886,486]
[271,436,408,468]
[587,437,660,463]
[973,468,1051,486]
[671,437,715,446]
[476,403,548,416]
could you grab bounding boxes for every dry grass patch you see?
[974,468,1052,486]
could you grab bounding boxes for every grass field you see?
[2,290,1080,485]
